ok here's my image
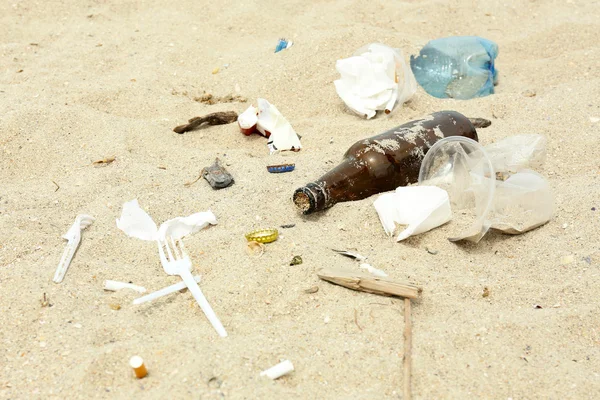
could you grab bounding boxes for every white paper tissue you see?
[334,43,416,119]
[373,186,451,241]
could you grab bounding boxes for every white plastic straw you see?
[103,280,147,293]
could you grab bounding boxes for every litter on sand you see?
[334,43,416,119]
[103,280,147,293]
[260,360,294,379]
[53,214,94,283]
[133,275,202,305]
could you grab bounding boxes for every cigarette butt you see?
[129,355,147,379]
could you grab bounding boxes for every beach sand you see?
[1,0,599,398]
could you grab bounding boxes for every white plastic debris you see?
[116,199,217,241]
[485,134,547,175]
[103,280,147,293]
[238,98,302,153]
[132,275,202,305]
[374,186,451,241]
[53,214,94,283]
[331,249,367,261]
[334,43,416,119]
[359,263,388,277]
[260,360,294,380]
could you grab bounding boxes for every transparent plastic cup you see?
[418,136,495,242]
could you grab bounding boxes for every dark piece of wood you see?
[468,117,492,128]
[173,111,238,134]
[404,298,412,400]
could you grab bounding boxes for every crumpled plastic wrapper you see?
[116,199,217,241]
[334,43,417,119]
[418,134,554,243]
[373,186,452,242]
[238,98,302,153]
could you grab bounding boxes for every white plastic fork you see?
[157,236,227,337]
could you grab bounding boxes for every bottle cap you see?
[245,228,279,243]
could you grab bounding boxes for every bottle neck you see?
[293,183,330,214]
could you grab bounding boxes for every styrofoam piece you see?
[104,280,147,293]
[373,186,451,241]
[260,360,294,380]
[53,214,94,283]
[132,275,202,305]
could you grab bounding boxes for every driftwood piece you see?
[317,268,421,299]
[404,298,412,400]
[173,111,238,134]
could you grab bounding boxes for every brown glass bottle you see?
[293,111,479,214]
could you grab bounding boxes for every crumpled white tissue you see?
[373,186,451,241]
[238,98,302,153]
[334,43,417,119]
[116,199,217,241]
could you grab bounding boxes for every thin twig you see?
[404,298,412,400]
[173,111,238,134]
[354,309,363,331]
[51,180,60,192]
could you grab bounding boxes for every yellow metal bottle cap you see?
[245,228,279,243]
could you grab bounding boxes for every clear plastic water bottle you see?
[410,36,499,100]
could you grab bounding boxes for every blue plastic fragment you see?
[267,164,295,173]
[274,38,291,53]
[410,36,499,100]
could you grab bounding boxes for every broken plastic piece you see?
[485,134,547,175]
[132,275,202,305]
[53,214,94,283]
[373,186,452,242]
[332,249,367,262]
[260,360,294,380]
[202,158,234,189]
[274,38,293,53]
[245,228,278,243]
[334,43,416,119]
[129,356,148,379]
[116,199,217,242]
[104,280,147,293]
[410,36,499,99]
[238,99,302,153]
[359,263,388,277]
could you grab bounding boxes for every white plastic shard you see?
[116,199,217,241]
[331,249,367,262]
[238,99,302,153]
[115,199,157,241]
[359,263,388,277]
[53,214,94,283]
[257,99,302,153]
[103,280,147,293]
[132,275,202,305]
[374,186,452,242]
[334,43,416,119]
[260,360,294,380]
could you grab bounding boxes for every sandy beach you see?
[1,0,600,398]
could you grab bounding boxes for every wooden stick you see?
[173,111,238,134]
[317,268,421,299]
[404,298,412,400]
